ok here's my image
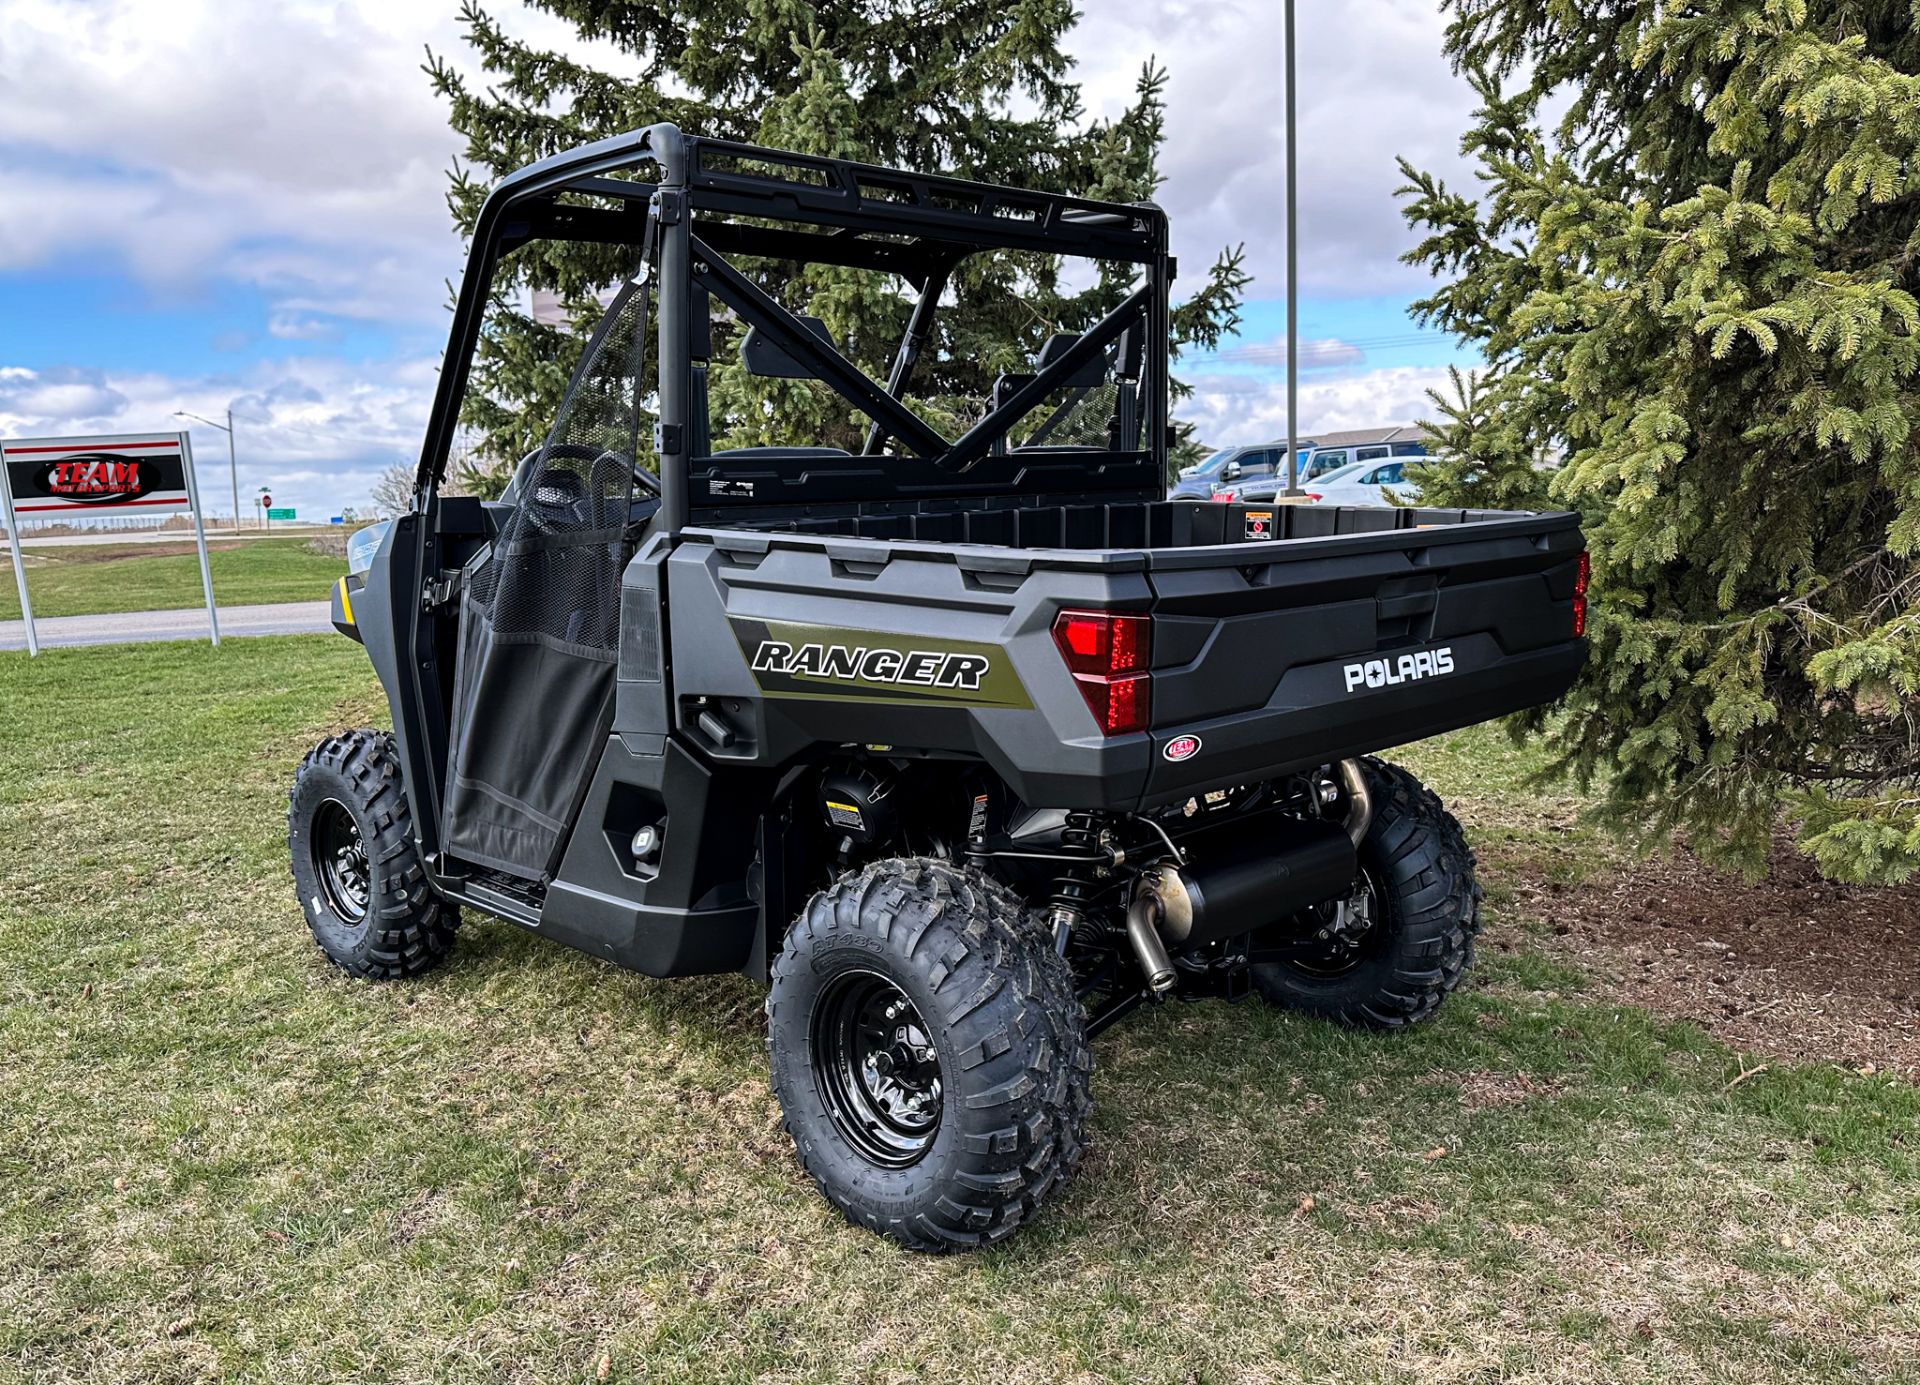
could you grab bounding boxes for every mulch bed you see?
[1507,836,1920,1079]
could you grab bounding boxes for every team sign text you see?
[46,455,143,496]
[1343,645,1456,693]
[752,639,992,691]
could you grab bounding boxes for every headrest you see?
[1036,333,1108,389]
[741,315,831,379]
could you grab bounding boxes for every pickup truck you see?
[288,125,1587,1253]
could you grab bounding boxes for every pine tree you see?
[425,2,1248,488]
[1400,2,1920,883]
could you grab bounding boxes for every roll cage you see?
[412,122,1175,534]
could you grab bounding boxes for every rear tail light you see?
[1303,492,1322,502]
[1572,550,1591,637]
[1052,610,1152,735]
[1211,490,1236,503]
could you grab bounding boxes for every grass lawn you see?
[2,638,1917,1383]
[0,538,343,620]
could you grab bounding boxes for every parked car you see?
[1301,438,1427,483]
[1225,458,1420,507]
[1169,443,1312,501]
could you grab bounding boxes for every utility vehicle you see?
[289,124,1588,1252]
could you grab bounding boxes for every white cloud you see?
[0,0,469,320]
[1189,335,1368,370]
[1072,0,1474,299]
[0,366,131,423]
[0,0,1471,321]
[1177,364,1461,446]
[266,313,337,341]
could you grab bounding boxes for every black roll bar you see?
[689,236,951,459]
[936,286,1152,473]
[414,122,1174,529]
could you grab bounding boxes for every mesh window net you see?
[443,281,650,878]
[1004,334,1137,452]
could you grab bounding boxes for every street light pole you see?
[174,409,241,529]
[225,408,239,531]
[1283,0,1300,496]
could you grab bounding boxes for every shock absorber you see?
[1046,812,1110,954]
[1044,875,1090,952]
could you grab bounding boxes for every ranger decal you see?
[730,618,1033,709]
[752,640,990,691]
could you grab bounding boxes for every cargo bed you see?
[647,501,1587,811]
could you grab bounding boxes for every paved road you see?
[2,527,338,549]
[0,601,332,651]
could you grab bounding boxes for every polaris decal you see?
[730,618,1032,708]
[1343,646,1455,693]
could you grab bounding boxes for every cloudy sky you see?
[0,0,1477,521]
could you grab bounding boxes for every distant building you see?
[1300,425,1432,450]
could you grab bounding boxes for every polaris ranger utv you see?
[289,124,1588,1251]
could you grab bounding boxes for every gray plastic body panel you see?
[645,510,1586,813]
[657,528,1158,808]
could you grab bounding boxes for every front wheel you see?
[287,729,457,980]
[767,859,1092,1252]
[1251,759,1481,1029]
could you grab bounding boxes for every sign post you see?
[0,458,37,656]
[178,432,220,646]
[0,430,221,655]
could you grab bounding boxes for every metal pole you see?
[0,449,38,656]
[227,408,240,531]
[1283,0,1300,497]
[180,432,220,646]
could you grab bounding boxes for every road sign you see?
[1,431,220,656]
[267,507,296,520]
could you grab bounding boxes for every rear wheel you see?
[288,729,457,980]
[767,859,1092,1252]
[1252,759,1480,1029]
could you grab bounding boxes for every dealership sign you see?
[3,434,195,516]
[2,431,220,656]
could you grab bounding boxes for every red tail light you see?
[1303,492,1322,502]
[1052,610,1151,735]
[1211,490,1235,503]
[1572,550,1591,637]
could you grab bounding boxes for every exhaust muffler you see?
[1122,762,1370,992]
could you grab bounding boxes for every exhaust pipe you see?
[1124,885,1177,996]
[1337,758,1373,846]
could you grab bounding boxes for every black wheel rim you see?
[810,970,943,1168]
[1288,866,1389,978]
[311,798,370,925]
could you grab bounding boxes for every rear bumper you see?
[1142,637,1585,805]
